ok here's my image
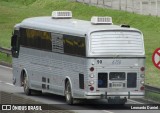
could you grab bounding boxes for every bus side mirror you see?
[11,35,16,47]
[11,34,19,58]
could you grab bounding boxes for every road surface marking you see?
[128,99,144,104]
[0,81,14,86]
[102,110,114,113]
[5,82,15,86]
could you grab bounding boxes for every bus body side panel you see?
[12,46,89,98]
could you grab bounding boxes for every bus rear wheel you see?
[23,74,32,95]
[65,81,74,104]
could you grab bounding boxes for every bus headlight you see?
[140,74,145,78]
[140,80,144,85]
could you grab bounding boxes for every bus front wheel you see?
[65,81,74,104]
[23,74,32,95]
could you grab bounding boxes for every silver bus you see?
[11,11,145,104]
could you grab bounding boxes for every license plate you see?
[112,83,123,88]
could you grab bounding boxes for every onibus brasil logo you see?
[152,48,160,70]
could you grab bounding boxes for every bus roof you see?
[17,16,141,37]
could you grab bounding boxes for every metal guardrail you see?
[0,47,11,56]
[145,84,160,94]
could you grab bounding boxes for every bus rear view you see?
[86,18,145,104]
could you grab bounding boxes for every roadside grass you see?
[0,0,160,87]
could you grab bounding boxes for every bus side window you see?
[11,30,20,58]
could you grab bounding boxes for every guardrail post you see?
[140,0,142,14]
[7,53,9,57]
[125,0,127,11]
[155,0,158,16]
[119,0,121,10]
[132,0,134,13]
[149,0,151,15]
[111,0,113,8]
[0,47,11,57]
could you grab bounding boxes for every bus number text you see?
[97,60,102,64]
[112,60,121,65]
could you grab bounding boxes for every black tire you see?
[23,73,32,95]
[65,81,74,104]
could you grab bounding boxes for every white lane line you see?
[128,99,144,104]
[0,65,12,70]
[102,99,144,113]
[102,110,114,113]
[5,82,15,86]
[0,80,14,86]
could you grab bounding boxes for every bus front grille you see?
[98,73,108,88]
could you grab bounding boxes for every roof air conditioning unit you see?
[52,11,72,19]
[91,16,113,25]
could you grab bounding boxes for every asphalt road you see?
[0,65,159,113]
